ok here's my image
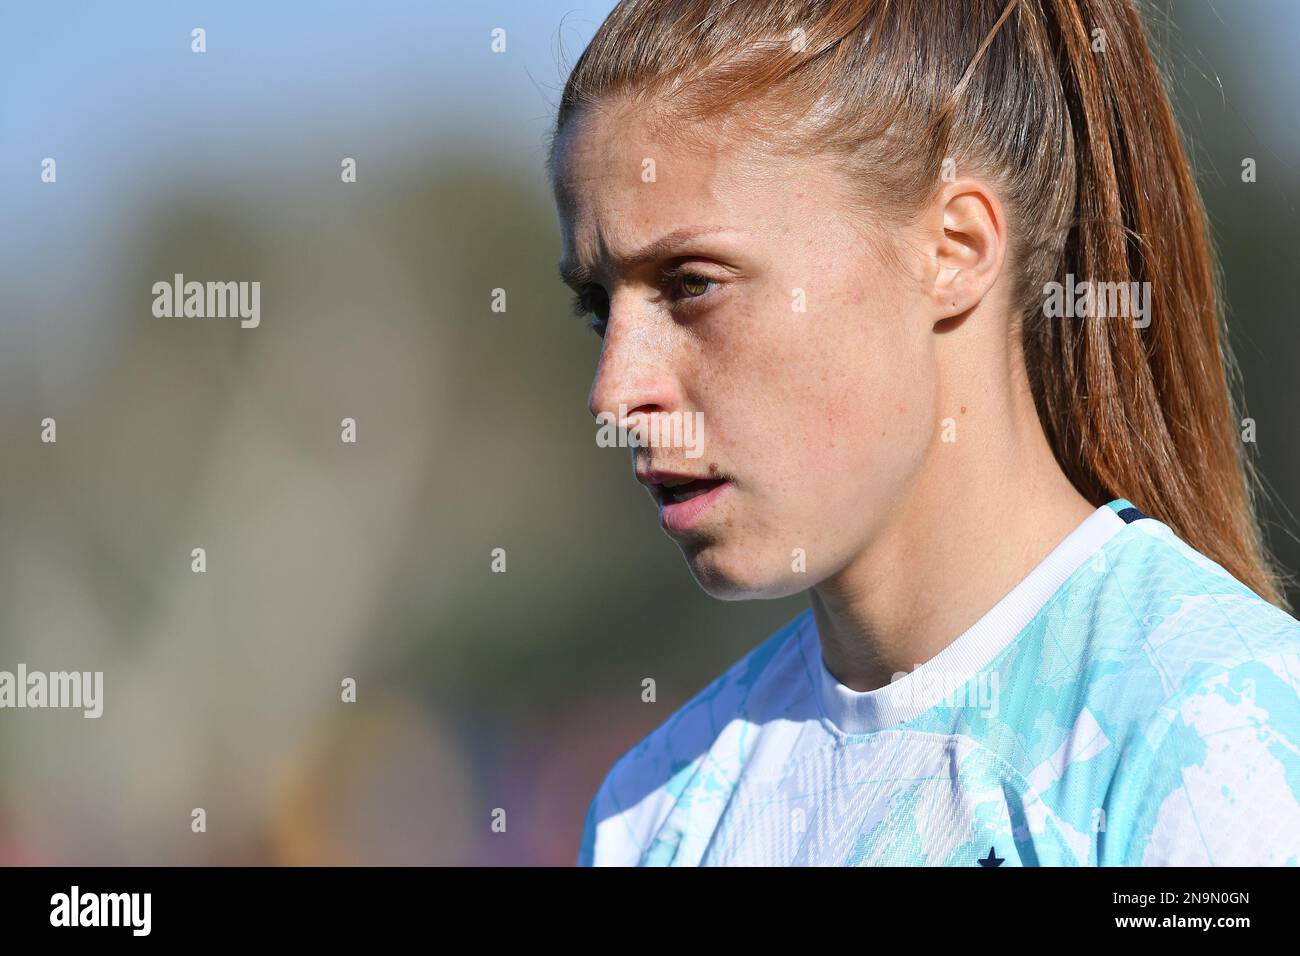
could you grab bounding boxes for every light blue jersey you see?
[578,499,1300,865]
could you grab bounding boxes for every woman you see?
[548,0,1300,865]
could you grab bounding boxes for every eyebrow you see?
[557,225,738,288]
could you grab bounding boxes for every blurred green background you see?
[0,1,1295,865]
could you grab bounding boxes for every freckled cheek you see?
[692,298,903,477]
[789,347,918,495]
[813,388,886,458]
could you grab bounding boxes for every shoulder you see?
[1038,506,1300,736]
[577,610,813,865]
[1094,512,1300,864]
[1099,510,1300,682]
[1101,646,1300,864]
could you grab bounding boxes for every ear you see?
[924,179,1006,321]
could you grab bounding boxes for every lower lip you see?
[659,481,731,533]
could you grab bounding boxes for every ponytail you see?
[1022,0,1289,606]
[552,0,1291,607]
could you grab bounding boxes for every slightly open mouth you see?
[657,478,727,506]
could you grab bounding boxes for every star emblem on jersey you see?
[978,846,1004,867]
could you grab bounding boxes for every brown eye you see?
[681,273,711,296]
[661,265,717,304]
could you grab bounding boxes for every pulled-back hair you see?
[549,0,1290,608]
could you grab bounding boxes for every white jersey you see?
[577,500,1300,865]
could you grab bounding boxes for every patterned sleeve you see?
[1106,654,1300,866]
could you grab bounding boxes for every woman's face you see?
[551,101,939,599]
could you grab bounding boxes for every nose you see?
[586,306,680,430]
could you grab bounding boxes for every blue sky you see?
[0,2,616,231]
[0,0,1295,268]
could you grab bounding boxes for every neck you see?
[810,344,1095,693]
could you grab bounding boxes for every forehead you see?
[551,100,793,257]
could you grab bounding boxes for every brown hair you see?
[548,0,1291,608]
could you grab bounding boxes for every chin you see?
[683,542,809,601]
